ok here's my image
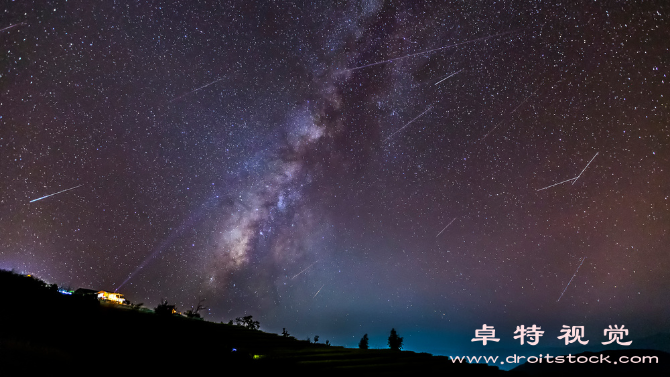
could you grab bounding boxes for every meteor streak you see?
[169,77,226,103]
[29,184,83,203]
[436,217,457,237]
[291,260,318,280]
[557,256,586,302]
[536,177,577,192]
[383,106,433,143]
[571,152,599,185]
[0,22,26,33]
[434,69,463,85]
[313,284,325,298]
[536,152,599,191]
[480,90,536,141]
[346,28,527,72]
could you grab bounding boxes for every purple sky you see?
[2,0,668,355]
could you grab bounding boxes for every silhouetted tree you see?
[314,335,319,343]
[185,298,206,319]
[325,340,330,346]
[184,310,199,318]
[388,328,403,351]
[154,299,176,316]
[235,315,260,330]
[359,334,369,349]
[282,328,290,337]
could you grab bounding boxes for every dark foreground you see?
[0,270,666,376]
[0,270,506,375]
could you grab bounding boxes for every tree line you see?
[359,328,404,350]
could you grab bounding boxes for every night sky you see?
[2,1,669,355]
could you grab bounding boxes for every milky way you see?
[2,1,668,355]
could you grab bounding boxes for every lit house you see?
[74,288,127,304]
[97,291,126,304]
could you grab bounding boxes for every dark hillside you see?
[0,269,505,375]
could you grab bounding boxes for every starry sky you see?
[2,0,669,354]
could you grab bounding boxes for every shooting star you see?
[383,106,433,143]
[291,260,318,280]
[480,90,536,141]
[571,152,599,185]
[536,177,577,192]
[436,217,457,238]
[557,256,586,302]
[536,152,599,192]
[434,69,463,86]
[168,77,226,103]
[0,22,26,33]
[29,184,83,203]
[313,284,325,298]
[345,28,527,72]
